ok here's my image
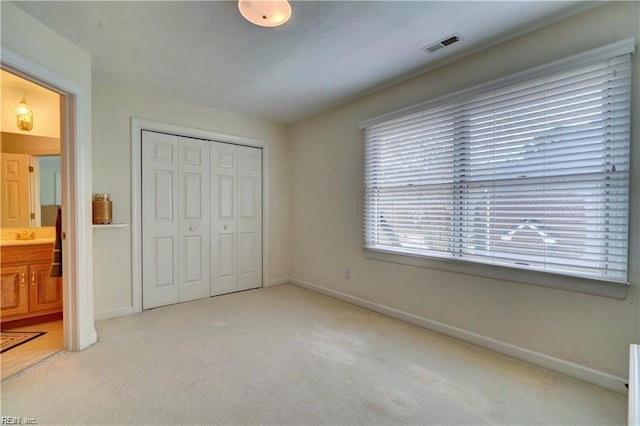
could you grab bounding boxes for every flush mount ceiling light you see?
[16,97,33,131]
[238,0,291,28]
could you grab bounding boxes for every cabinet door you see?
[1,265,29,317]
[28,262,63,313]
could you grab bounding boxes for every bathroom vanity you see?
[1,241,62,324]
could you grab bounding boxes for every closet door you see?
[237,146,262,291]
[211,144,262,296]
[142,132,211,308]
[177,137,210,303]
[211,143,238,296]
[143,131,263,306]
[142,131,179,309]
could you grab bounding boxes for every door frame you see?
[131,118,270,313]
[1,47,96,350]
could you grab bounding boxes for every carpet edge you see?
[289,277,627,393]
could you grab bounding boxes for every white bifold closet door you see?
[142,130,262,309]
[142,131,211,309]
[211,143,262,296]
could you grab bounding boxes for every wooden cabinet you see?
[29,262,63,313]
[1,243,62,323]
[1,265,29,317]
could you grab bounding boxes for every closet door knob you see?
[223,225,228,230]
[189,226,196,231]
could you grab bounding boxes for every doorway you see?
[1,48,96,360]
[0,69,64,380]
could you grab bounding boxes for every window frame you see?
[361,39,635,299]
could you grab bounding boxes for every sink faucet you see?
[15,230,36,240]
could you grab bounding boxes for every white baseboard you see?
[267,278,291,287]
[289,278,627,393]
[94,306,134,321]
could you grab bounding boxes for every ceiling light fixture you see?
[16,97,33,131]
[238,0,291,28]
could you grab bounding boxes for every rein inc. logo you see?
[1,417,37,425]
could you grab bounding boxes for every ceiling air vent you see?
[422,33,463,54]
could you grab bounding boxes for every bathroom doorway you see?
[1,47,97,364]
[0,69,64,381]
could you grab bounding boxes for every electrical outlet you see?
[344,268,351,280]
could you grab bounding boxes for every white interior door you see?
[177,136,210,303]
[211,144,262,295]
[237,146,262,291]
[211,143,238,296]
[143,130,263,307]
[142,132,212,308]
[142,131,179,309]
[1,153,32,228]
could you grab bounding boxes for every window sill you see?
[364,248,629,299]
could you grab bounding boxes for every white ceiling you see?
[13,1,600,125]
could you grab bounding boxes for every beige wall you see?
[6,0,638,386]
[92,79,290,318]
[2,1,95,349]
[0,133,60,156]
[0,3,92,89]
[289,1,640,381]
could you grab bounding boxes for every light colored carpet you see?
[0,284,626,424]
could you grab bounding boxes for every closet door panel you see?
[237,146,262,291]
[211,143,238,296]
[178,137,210,302]
[142,131,180,309]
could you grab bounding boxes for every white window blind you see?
[363,46,632,284]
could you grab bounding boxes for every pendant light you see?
[238,0,291,28]
[16,97,33,131]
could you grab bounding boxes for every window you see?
[362,41,633,286]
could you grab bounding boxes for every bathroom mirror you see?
[0,134,61,229]
[38,155,61,227]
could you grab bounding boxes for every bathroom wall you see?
[0,72,60,138]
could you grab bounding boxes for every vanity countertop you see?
[0,227,56,247]
[0,238,55,247]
